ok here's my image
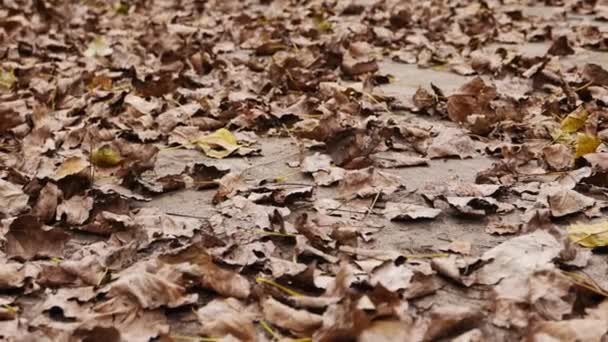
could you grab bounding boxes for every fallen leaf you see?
[446,196,498,216]
[5,215,70,260]
[133,208,202,241]
[372,151,429,168]
[91,146,122,168]
[80,296,170,342]
[0,262,31,290]
[109,262,197,309]
[197,298,257,341]
[465,230,562,286]
[446,77,496,123]
[0,179,29,217]
[32,182,62,223]
[491,268,575,328]
[0,68,17,90]
[159,243,251,299]
[84,36,113,57]
[528,318,608,342]
[337,167,403,199]
[54,157,89,180]
[575,133,601,158]
[426,128,477,159]
[359,320,412,342]
[560,107,588,133]
[547,190,596,217]
[547,36,575,56]
[439,240,472,255]
[370,261,414,291]
[262,297,323,335]
[383,202,441,221]
[194,128,240,159]
[416,304,482,341]
[123,94,160,115]
[568,221,608,248]
[301,153,332,173]
[542,144,573,171]
[56,195,94,225]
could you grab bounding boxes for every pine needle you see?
[403,252,449,259]
[171,335,219,342]
[256,277,304,297]
[254,229,297,238]
[259,320,280,340]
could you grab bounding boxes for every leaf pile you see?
[3,0,608,341]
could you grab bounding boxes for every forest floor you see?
[3,0,608,341]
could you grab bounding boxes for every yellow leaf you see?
[84,36,113,58]
[560,107,588,133]
[91,146,122,167]
[575,133,600,158]
[114,1,129,14]
[551,129,574,145]
[0,68,17,90]
[194,128,240,159]
[568,221,608,248]
[55,157,89,180]
[313,14,332,32]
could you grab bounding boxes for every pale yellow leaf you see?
[568,221,608,248]
[84,37,113,58]
[194,128,240,159]
[0,69,17,90]
[55,157,89,180]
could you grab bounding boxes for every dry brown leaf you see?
[56,195,94,225]
[5,215,70,260]
[32,182,62,223]
[79,296,170,342]
[0,179,29,217]
[465,230,562,286]
[547,190,596,217]
[109,263,197,309]
[383,202,441,221]
[262,297,323,335]
[542,144,573,171]
[197,298,257,341]
[159,244,251,299]
[337,167,402,199]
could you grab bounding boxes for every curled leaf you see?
[91,146,122,168]
[568,221,608,248]
[194,128,240,159]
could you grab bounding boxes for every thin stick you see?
[363,190,381,221]
[165,212,210,220]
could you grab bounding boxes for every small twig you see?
[165,212,209,220]
[242,151,301,174]
[363,190,381,221]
